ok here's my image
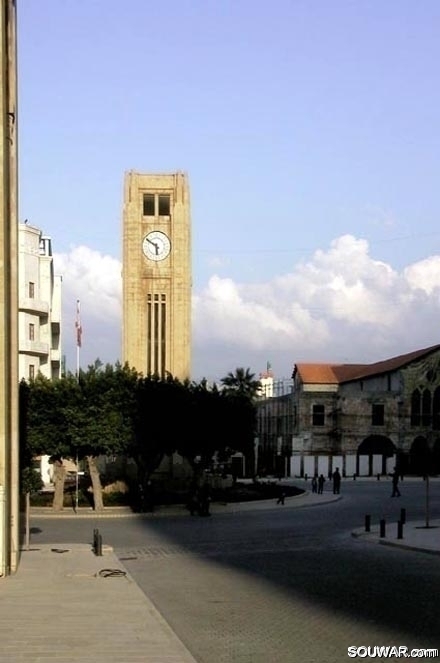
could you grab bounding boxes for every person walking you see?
[276,487,286,505]
[317,474,325,494]
[390,466,401,497]
[332,467,341,495]
[311,475,318,493]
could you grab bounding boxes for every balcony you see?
[19,297,49,316]
[19,340,50,356]
[50,348,61,361]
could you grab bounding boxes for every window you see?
[158,194,170,215]
[422,389,431,426]
[372,403,384,426]
[29,323,35,341]
[312,404,325,426]
[29,281,35,298]
[29,364,35,380]
[433,387,440,431]
[143,193,155,216]
[411,387,439,428]
[411,389,421,426]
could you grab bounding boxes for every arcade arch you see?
[357,435,395,476]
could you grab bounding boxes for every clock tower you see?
[122,171,191,380]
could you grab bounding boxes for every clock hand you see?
[147,238,159,254]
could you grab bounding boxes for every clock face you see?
[142,231,171,261]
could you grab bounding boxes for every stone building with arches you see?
[290,344,440,478]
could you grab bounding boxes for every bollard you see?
[93,528,102,556]
[400,508,406,525]
[365,514,371,532]
[397,520,403,540]
[380,519,386,538]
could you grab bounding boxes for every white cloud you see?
[54,235,440,382]
[54,246,122,371]
[404,256,440,295]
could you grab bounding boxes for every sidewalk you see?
[352,518,440,555]
[0,542,198,663]
[2,490,438,662]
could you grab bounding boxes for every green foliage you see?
[20,361,258,489]
[20,466,43,495]
[221,367,261,399]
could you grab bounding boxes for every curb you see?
[29,492,342,518]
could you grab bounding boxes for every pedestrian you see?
[317,474,325,494]
[390,466,401,497]
[276,487,286,505]
[332,467,341,495]
[198,483,211,516]
[311,475,318,493]
[187,490,198,516]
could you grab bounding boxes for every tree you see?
[221,367,261,399]
[131,374,186,489]
[21,363,140,511]
[175,379,257,483]
[220,368,260,476]
[75,362,140,510]
[21,374,78,510]
[176,380,221,477]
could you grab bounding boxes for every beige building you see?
[0,0,19,576]
[19,223,62,381]
[122,171,191,380]
[256,345,440,479]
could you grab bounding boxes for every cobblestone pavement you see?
[118,541,438,663]
[113,489,440,663]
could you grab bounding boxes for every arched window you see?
[422,389,432,427]
[433,387,440,431]
[411,389,421,427]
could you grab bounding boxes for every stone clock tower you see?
[122,171,191,380]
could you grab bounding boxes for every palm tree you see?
[220,367,261,399]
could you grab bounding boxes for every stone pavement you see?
[0,542,198,663]
[1,488,438,663]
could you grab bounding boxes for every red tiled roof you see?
[294,344,440,385]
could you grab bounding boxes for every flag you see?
[75,299,82,348]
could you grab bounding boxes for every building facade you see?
[122,171,191,380]
[18,223,62,381]
[256,373,294,476]
[256,345,440,479]
[291,345,440,478]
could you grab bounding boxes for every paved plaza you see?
[0,480,439,662]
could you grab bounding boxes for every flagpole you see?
[75,299,82,512]
[75,299,82,376]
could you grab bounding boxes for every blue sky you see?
[18,1,440,382]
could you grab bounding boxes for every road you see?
[30,480,440,662]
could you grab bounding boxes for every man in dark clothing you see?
[332,467,341,494]
[276,488,286,505]
[390,467,401,497]
[317,474,325,494]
